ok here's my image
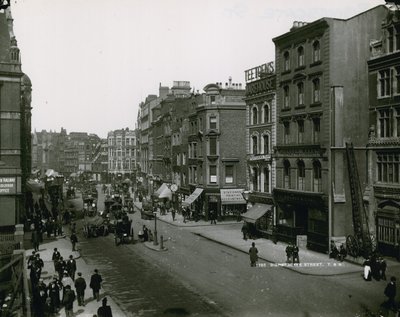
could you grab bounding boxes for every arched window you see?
[283,51,290,71]
[263,167,270,193]
[297,82,304,106]
[252,135,258,155]
[313,41,320,62]
[252,167,258,191]
[263,104,270,123]
[297,160,305,190]
[297,46,305,67]
[283,160,291,189]
[313,160,322,192]
[312,78,320,103]
[252,107,258,125]
[263,134,270,154]
[283,86,290,109]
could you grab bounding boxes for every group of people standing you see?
[363,254,387,281]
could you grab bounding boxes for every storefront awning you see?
[158,186,172,200]
[182,188,203,206]
[242,203,272,224]
[154,183,168,197]
[220,189,246,205]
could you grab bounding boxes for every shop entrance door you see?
[295,205,308,235]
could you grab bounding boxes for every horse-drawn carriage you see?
[114,218,133,246]
[83,196,97,217]
[82,215,111,238]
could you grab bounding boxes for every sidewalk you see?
[132,200,400,276]
[25,230,126,317]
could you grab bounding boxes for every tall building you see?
[367,4,400,257]
[243,62,276,238]
[107,128,136,181]
[0,8,32,228]
[272,5,390,252]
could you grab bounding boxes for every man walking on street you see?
[63,285,76,317]
[31,228,40,252]
[70,231,78,251]
[383,276,397,311]
[90,269,103,301]
[249,242,258,267]
[210,210,217,225]
[52,248,61,271]
[97,297,113,317]
[74,272,87,306]
[292,244,300,264]
[66,255,77,281]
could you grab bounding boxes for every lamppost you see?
[153,211,158,246]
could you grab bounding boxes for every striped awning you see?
[182,188,203,206]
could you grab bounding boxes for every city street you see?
[71,187,395,317]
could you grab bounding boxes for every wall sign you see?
[0,177,16,195]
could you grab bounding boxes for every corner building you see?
[273,5,389,252]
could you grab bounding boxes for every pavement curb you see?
[194,232,361,277]
[143,241,168,251]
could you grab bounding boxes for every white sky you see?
[11,0,383,138]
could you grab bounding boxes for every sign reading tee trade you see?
[0,177,16,195]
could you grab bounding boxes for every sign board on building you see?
[296,235,307,249]
[245,62,274,83]
[0,177,16,195]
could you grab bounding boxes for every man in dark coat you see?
[31,229,40,251]
[66,255,77,281]
[74,272,87,306]
[70,232,78,251]
[292,245,300,264]
[47,276,61,313]
[55,257,66,280]
[62,285,76,317]
[97,297,113,317]
[90,269,103,301]
[52,248,61,271]
[383,276,397,310]
[249,242,258,267]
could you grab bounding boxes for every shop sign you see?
[245,62,274,83]
[246,76,275,96]
[0,177,16,195]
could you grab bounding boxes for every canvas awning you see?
[182,188,203,207]
[158,186,172,200]
[220,188,246,205]
[242,203,272,224]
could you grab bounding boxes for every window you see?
[378,218,395,244]
[379,69,391,97]
[377,153,400,184]
[379,109,391,138]
[252,107,258,125]
[312,78,320,103]
[283,86,290,109]
[225,165,234,184]
[252,167,258,191]
[297,46,305,67]
[252,135,258,154]
[263,167,270,193]
[396,67,400,95]
[312,41,320,62]
[313,118,320,143]
[210,95,216,104]
[297,82,304,106]
[283,51,290,71]
[209,165,217,183]
[209,138,217,155]
[297,120,304,144]
[193,142,197,158]
[313,160,322,192]
[263,104,270,123]
[396,109,400,137]
[297,160,305,190]
[284,122,290,145]
[263,134,270,154]
[284,160,290,189]
[388,26,394,53]
[209,116,217,129]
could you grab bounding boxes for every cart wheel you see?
[346,235,359,257]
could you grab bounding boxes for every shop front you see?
[242,203,274,238]
[273,188,328,252]
[182,188,204,220]
[220,188,247,221]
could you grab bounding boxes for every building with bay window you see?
[367,4,400,258]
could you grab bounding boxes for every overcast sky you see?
[11,0,383,138]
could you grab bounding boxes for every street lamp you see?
[153,211,158,246]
